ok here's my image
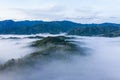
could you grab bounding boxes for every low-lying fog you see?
[0,37,36,63]
[0,34,120,80]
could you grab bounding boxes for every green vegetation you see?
[25,36,43,39]
[0,20,78,34]
[0,20,120,37]
[0,36,81,71]
[68,26,120,37]
[32,36,74,47]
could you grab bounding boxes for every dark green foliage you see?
[32,36,72,46]
[0,36,81,71]
[25,36,44,39]
[68,26,120,37]
[102,30,120,37]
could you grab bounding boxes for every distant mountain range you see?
[0,20,120,37]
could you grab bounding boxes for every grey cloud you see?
[10,5,66,20]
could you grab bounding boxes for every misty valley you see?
[1,0,120,79]
[0,34,120,80]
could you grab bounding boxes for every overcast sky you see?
[0,0,120,23]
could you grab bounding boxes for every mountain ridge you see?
[0,20,120,37]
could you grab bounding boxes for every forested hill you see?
[0,20,79,34]
[68,25,120,37]
[0,20,120,37]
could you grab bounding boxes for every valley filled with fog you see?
[0,34,120,80]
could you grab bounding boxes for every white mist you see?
[1,35,120,80]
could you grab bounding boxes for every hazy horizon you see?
[0,19,120,24]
